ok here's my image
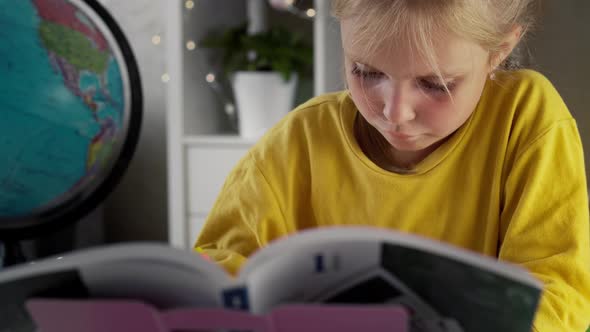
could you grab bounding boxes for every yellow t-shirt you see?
[196,69,590,331]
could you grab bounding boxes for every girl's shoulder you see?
[248,91,353,164]
[486,69,573,124]
[480,69,578,162]
[261,91,352,141]
[293,91,349,112]
[287,91,352,124]
[492,69,567,109]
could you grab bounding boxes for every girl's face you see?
[341,20,492,155]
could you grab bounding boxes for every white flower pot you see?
[232,71,298,138]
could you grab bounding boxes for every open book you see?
[0,226,542,332]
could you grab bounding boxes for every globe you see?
[0,0,142,239]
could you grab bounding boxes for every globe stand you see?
[2,240,27,267]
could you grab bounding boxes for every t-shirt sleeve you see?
[194,152,288,275]
[499,119,590,331]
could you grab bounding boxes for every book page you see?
[0,243,232,310]
[240,235,441,324]
[239,227,542,332]
[243,227,540,286]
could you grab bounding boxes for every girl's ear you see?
[490,25,524,71]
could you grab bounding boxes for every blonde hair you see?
[332,0,539,76]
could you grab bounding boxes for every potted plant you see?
[201,23,313,138]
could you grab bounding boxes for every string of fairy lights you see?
[155,0,315,84]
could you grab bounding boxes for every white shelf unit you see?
[165,0,343,250]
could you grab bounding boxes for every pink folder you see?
[26,299,409,332]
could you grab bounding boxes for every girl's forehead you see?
[341,20,489,77]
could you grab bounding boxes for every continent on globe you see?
[32,0,123,114]
[33,0,109,51]
[87,118,117,174]
[33,1,123,161]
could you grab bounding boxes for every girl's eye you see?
[417,78,455,95]
[351,63,384,80]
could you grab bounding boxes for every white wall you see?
[97,0,169,242]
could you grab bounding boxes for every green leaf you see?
[199,22,313,78]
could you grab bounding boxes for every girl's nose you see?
[382,84,416,124]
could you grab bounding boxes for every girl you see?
[196,1,590,330]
